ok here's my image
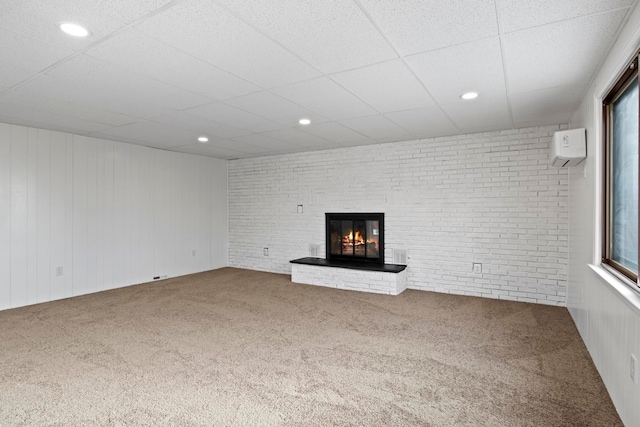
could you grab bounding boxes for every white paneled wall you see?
[228,125,569,305]
[0,122,228,311]
[566,4,640,425]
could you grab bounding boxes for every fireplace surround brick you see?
[291,262,407,295]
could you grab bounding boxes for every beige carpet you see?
[0,268,621,426]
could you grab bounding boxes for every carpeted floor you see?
[0,267,622,426]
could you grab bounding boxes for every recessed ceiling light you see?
[59,22,91,37]
[198,136,209,143]
[298,118,311,125]
[460,92,479,100]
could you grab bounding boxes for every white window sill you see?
[588,264,640,314]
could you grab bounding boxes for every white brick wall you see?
[229,125,569,306]
[291,264,407,295]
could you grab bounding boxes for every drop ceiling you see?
[0,0,636,159]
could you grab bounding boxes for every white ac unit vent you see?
[550,128,586,167]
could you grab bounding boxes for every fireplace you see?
[326,213,384,265]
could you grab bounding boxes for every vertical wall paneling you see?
[197,156,212,272]
[26,128,38,304]
[86,137,98,294]
[113,142,126,289]
[36,129,51,303]
[138,145,154,282]
[124,144,138,284]
[95,140,105,292]
[634,316,640,423]
[211,158,228,269]
[179,154,190,276]
[181,155,192,274]
[102,141,115,291]
[49,131,67,301]
[72,137,89,296]
[567,4,640,424]
[1,121,229,310]
[153,150,171,278]
[152,150,163,278]
[10,125,28,307]
[166,152,181,277]
[63,133,74,298]
[0,123,11,309]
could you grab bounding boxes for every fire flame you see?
[344,230,365,246]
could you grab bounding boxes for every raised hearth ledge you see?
[290,257,407,296]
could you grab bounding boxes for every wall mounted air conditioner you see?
[550,128,586,167]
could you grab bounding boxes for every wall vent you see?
[392,249,407,265]
[309,244,321,257]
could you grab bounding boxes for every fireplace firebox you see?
[326,213,384,265]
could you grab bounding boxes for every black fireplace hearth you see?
[326,213,384,265]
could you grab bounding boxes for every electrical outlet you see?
[472,263,482,274]
[297,204,303,214]
[55,266,64,276]
[263,247,269,256]
[631,354,638,384]
[192,249,196,257]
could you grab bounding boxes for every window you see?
[603,54,639,284]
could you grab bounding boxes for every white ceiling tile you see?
[331,60,437,113]
[0,61,37,88]
[214,0,397,73]
[0,0,174,35]
[360,0,498,55]
[440,96,511,131]
[273,77,377,120]
[0,104,113,134]
[298,122,368,144]
[339,114,411,140]
[0,27,74,71]
[80,0,176,24]
[196,139,269,155]
[231,134,298,151]
[0,0,634,159]
[10,74,172,119]
[94,120,201,149]
[511,85,587,126]
[184,102,282,133]
[385,107,457,136]
[407,37,506,104]
[0,91,136,126]
[150,112,251,139]
[85,29,260,101]
[166,143,247,160]
[225,91,327,126]
[261,129,339,148]
[46,54,211,110]
[499,0,634,33]
[135,0,320,88]
[0,0,127,51]
[504,9,628,94]
[87,131,156,148]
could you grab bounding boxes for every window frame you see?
[602,54,640,284]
